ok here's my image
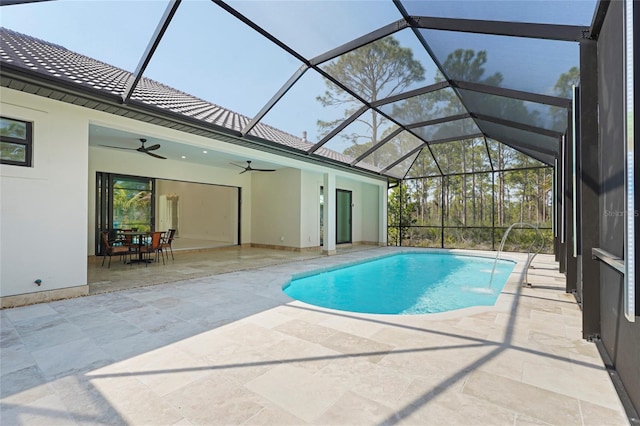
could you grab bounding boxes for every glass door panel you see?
[336,189,352,244]
[112,177,154,232]
[95,172,155,255]
[320,186,324,247]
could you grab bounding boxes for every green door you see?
[336,189,352,244]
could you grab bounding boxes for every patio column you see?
[578,38,600,339]
[379,183,388,246]
[564,108,578,294]
[323,172,336,255]
[556,154,566,273]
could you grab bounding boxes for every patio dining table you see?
[117,230,154,264]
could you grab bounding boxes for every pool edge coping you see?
[281,247,524,319]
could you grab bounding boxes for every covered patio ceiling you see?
[0,0,600,179]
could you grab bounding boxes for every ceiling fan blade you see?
[99,144,136,150]
[238,169,248,174]
[144,144,161,151]
[253,168,276,172]
[146,151,166,159]
[230,162,246,169]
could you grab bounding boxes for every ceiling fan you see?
[99,138,166,159]
[230,160,276,174]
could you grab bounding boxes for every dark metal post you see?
[554,158,559,261]
[399,181,403,247]
[237,188,242,246]
[565,108,578,294]
[441,175,445,248]
[492,171,496,251]
[579,39,601,338]
[558,137,567,274]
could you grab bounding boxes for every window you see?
[0,116,33,167]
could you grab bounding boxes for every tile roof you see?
[0,27,352,160]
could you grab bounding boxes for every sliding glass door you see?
[336,189,352,244]
[96,172,155,254]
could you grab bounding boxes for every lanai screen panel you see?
[0,0,168,74]
[421,29,579,97]
[516,146,556,167]
[248,69,361,149]
[486,139,548,169]
[494,169,554,228]
[135,1,301,124]
[226,0,402,59]
[429,138,492,175]
[400,1,597,27]
[357,130,425,171]
[405,148,441,178]
[406,176,444,227]
[316,109,397,164]
[385,150,421,179]
[478,120,559,159]
[0,0,590,179]
[0,1,169,99]
[457,89,568,133]
[379,87,467,126]
[413,117,480,142]
[444,174,493,227]
[319,29,441,103]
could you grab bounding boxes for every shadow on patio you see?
[1,249,628,425]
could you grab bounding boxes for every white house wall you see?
[301,170,323,248]
[361,183,380,244]
[155,180,238,243]
[1,88,88,299]
[251,167,302,249]
[336,176,380,245]
[254,170,384,250]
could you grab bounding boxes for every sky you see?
[1,0,404,143]
[0,0,596,146]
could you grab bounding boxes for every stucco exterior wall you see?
[336,176,380,245]
[251,167,302,249]
[300,170,323,249]
[1,89,88,298]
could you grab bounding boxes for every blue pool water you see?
[283,253,516,314]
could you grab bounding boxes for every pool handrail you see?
[489,222,545,288]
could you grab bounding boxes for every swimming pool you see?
[283,252,516,314]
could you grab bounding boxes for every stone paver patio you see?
[1,247,630,425]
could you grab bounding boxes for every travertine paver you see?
[1,248,630,425]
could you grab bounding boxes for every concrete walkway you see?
[1,248,629,425]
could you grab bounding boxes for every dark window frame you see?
[95,171,156,255]
[0,116,33,167]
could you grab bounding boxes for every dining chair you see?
[160,228,176,261]
[116,229,133,248]
[100,231,131,268]
[109,229,125,246]
[140,231,164,266]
